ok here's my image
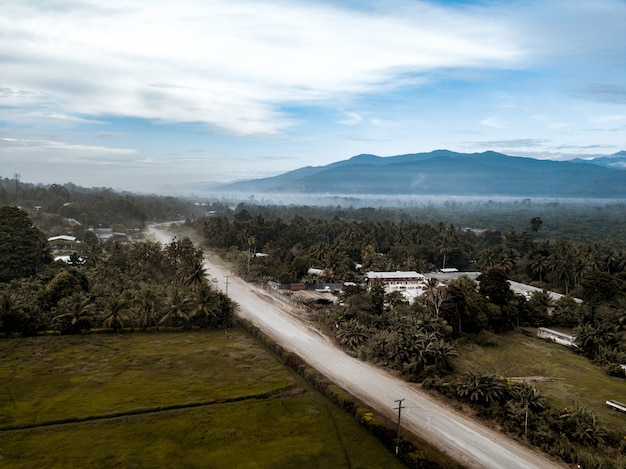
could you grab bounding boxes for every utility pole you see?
[394,398,405,455]
[225,276,230,295]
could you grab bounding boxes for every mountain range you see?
[215,150,626,199]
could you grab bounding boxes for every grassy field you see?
[0,330,406,468]
[452,329,626,434]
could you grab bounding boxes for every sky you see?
[1,0,625,195]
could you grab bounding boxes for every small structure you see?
[537,327,576,347]
[606,400,626,413]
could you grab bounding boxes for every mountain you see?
[215,150,626,198]
[571,151,626,170]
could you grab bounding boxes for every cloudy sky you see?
[1,0,625,194]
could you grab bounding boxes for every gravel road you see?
[152,226,564,469]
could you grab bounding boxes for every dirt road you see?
[152,227,564,469]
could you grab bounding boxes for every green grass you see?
[0,330,405,468]
[452,329,626,434]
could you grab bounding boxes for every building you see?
[47,235,79,253]
[537,327,576,347]
[366,271,426,293]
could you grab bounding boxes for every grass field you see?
[452,329,626,434]
[0,330,406,468]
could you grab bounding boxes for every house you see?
[47,235,79,253]
[366,271,426,294]
[537,327,576,347]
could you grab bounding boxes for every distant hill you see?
[215,150,626,198]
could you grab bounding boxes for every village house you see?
[47,235,79,253]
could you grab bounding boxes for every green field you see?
[452,329,626,434]
[0,331,406,468]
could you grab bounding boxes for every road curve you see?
[152,226,564,469]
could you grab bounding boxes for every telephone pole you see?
[394,398,405,455]
[225,276,230,295]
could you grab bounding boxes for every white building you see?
[366,271,426,293]
[537,327,576,347]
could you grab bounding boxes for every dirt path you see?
[153,226,565,469]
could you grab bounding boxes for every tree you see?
[101,295,130,334]
[530,217,543,232]
[0,290,29,337]
[159,287,191,328]
[189,285,219,328]
[477,268,514,307]
[0,206,51,282]
[336,318,370,352]
[175,260,209,289]
[456,372,506,406]
[560,406,607,447]
[132,284,162,331]
[423,278,446,317]
[53,292,97,334]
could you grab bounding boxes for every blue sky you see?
[1,0,625,194]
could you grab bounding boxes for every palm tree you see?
[132,284,162,331]
[423,278,446,317]
[175,260,209,289]
[159,287,191,328]
[560,406,607,447]
[456,372,506,406]
[0,290,29,337]
[53,291,97,334]
[102,296,131,334]
[528,252,549,283]
[336,318,370,352]
[189,285,219,328]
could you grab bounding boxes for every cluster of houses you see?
[47,228,131,263]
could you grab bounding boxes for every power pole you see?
[394,398,405,455]
[225,276,230,295]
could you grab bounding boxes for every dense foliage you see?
[0,176,219,234]
[0,209,236,336]
[0,206,52,282]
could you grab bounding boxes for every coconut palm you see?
[0,290,29,337]
[189,285,219,328]
[53,291,97,334]
[336,318,370,352]
[133,284,163,331]
[101,296,131,334]
[175,260,209,289]
[159,287,191,328]
[456,372,506,406]
[560,406,607,447]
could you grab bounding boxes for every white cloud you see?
[338,112,363,125]
[0,0,525,136]
[588,114,626,124]
[0,136,135,156]
[480,117,508,128]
